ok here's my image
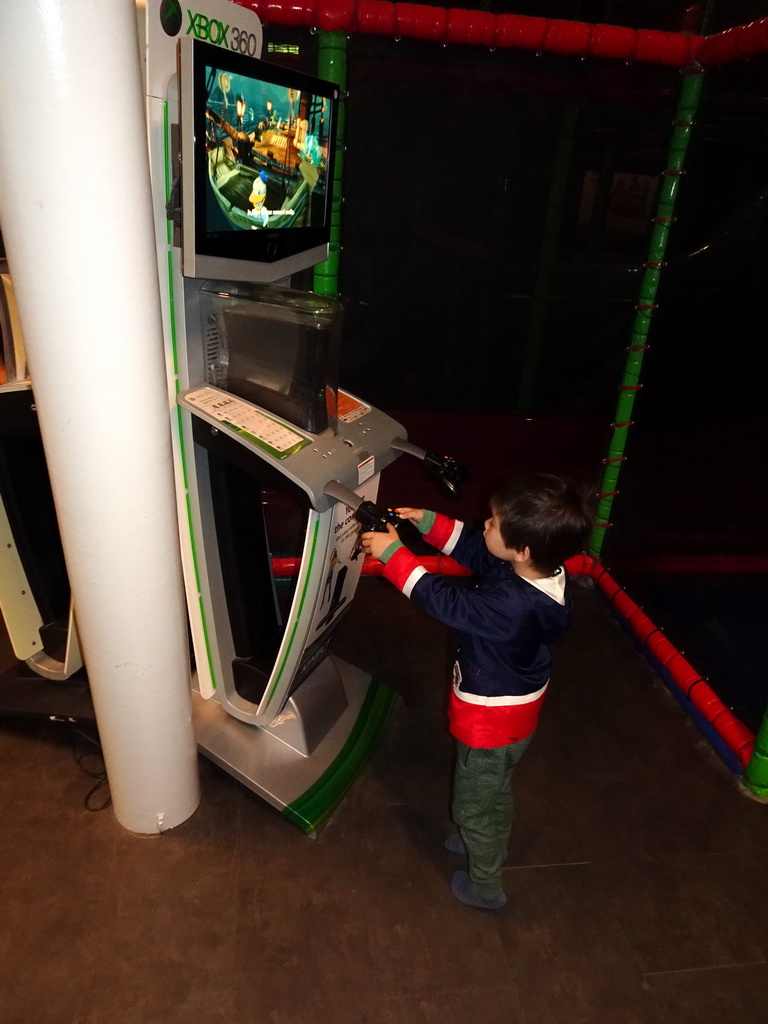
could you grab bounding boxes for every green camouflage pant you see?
[452,733,535,897]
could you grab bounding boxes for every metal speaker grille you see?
[204,315,225,387]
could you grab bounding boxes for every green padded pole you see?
[313,31,347,298]
[743,717,768,798]
[589,69,704,557]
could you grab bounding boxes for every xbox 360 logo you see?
[159,0,182,36]
[159,2,258,53]
[185,11,230,46]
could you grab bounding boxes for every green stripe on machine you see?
[282,680,400,832]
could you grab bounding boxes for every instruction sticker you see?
[309,478,379,638]
[182,387,310,460]
[358,456,375,485]
[338,390,371,424]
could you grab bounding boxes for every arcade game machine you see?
[0,260,87,718]
[144,4,462,829]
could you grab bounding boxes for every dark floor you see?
[2,580,768,1024]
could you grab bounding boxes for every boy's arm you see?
[378,545,519,639]
[417,511,495,577]
[363,509,494,576]
[361,529,516,638]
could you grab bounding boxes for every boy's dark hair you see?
[490,473,593,575]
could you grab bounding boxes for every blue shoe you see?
[444,833,466,855]
[450,870,506,911]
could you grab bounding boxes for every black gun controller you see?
[354,501,400,534]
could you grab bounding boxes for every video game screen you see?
[199,59,334,237]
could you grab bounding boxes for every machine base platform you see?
[192,656,399,832]
[0,663,94,724]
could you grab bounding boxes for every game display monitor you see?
[178,38,338,283]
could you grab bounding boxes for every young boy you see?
[360,473,593,911]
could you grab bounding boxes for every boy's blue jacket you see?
[380,513,573,746]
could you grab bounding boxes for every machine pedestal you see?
[192,655,398,832]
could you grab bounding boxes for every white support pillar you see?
[0,0,200,832]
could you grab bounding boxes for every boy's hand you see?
[360,524,399,560]
[394,507,424,524]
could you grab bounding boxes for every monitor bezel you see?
[177,37,338,283]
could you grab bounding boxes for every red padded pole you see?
[241,1,702,66]
[695,17,768,66]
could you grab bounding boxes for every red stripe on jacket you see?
[422,512,460,552]
[448,688,545,748]
[382,545,423,592]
